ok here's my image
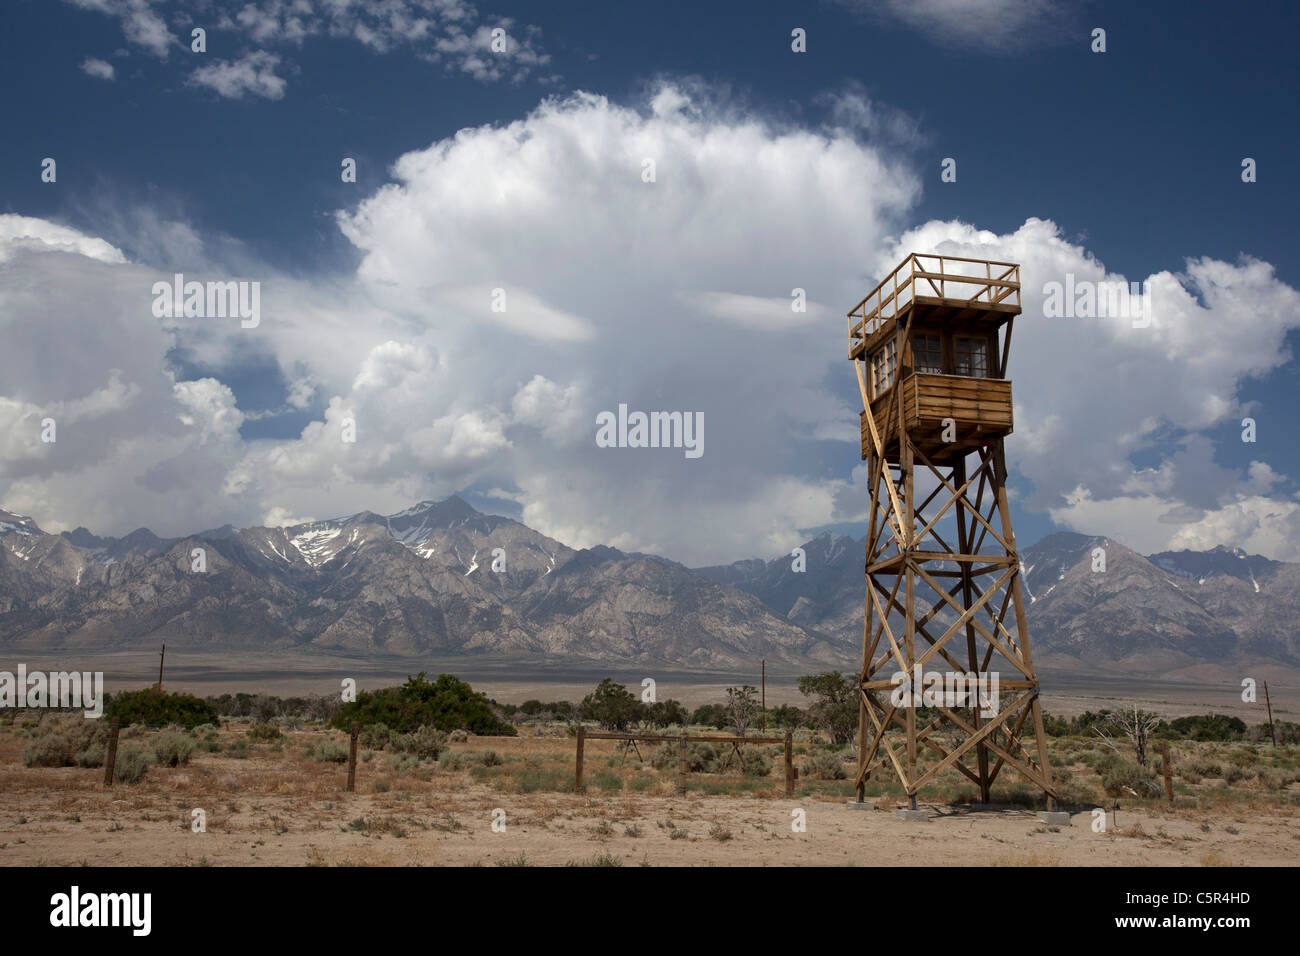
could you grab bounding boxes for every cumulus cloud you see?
[174,378,245,446]
[885,218,1300,558]
[0,215,126,265]
[510,375,586,444]
[3,81,1299,565]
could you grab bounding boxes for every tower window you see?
[871,340,897,397]
[913,334,942,374]
[955,336,989,377]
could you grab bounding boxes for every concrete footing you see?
[1036,811,1071,825]
[896,809,929,822]
[844,800,873,810]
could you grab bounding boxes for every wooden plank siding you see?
[861,373,1013,462]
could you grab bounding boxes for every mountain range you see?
[698,530,1300,678]
[2,498,1297,677]
[0,498,837,669]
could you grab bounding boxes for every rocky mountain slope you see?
[697,531,1300,676]
[2,500,1295,676]
[0,499,839,669]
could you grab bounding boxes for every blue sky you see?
[1,0,1298,564]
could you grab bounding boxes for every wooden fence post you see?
[575,725,585,793]
[102,717,120,788]
[346,721,359,792]
[677,730,688,795]
[784,731,794,797]
[1160,741,1174,805]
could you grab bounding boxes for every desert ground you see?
[2,719,1298,867]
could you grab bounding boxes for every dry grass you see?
[1,719,1297,866]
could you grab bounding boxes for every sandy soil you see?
[3,735,1297,867]
[4,781,1297,867]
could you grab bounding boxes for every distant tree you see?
[106,688,220,730]
[331,672,515,736]
[548,700,576,721]
[1042,713,1070,737]
[645,699,688,729]
[725,685,761,737]
[519,699,544,717]
[690,704,729,730]
[578,679,643,731]
[798,671,859,745]
[1093,703,1162,766]
[1167,714,1249,742]
[254,693,279,721]
[767,704,806,730]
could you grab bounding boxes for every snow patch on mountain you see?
[290,526,343,567]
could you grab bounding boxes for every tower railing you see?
[847,253,1021,356]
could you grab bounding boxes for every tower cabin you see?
[847,254,1021,468]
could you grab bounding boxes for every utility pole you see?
[761,659,766,733]
[157,643,166,692]
[1263,680,1276,746]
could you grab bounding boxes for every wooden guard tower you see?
[847,254,1058,809]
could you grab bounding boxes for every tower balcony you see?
[848,253,1021,362]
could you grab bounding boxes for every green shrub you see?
[389,726,446,761]
[1100,760,1163,797]
[690,704,729,729]
[331,673,515,736]
[75,744,106,768]
[1222,763,1252,784]
[387,752,417,773]
[440,751,469,772]
[740,748,773,778]
[1168,714,1248,742]
[22,733,74,768]
[152,732,195,767]
[1255,768,1288,790]
[650,743,677,771]
[685,743,720,773]
[247,722,282,742]
[1090,752,1125,776]
[805,750,847,780]
[360,724,392,750]
[21,716,108,767]
[114,745,151,784]
[105,688,220,730]
[1184,758,1223,779]
[313,741,349,763]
